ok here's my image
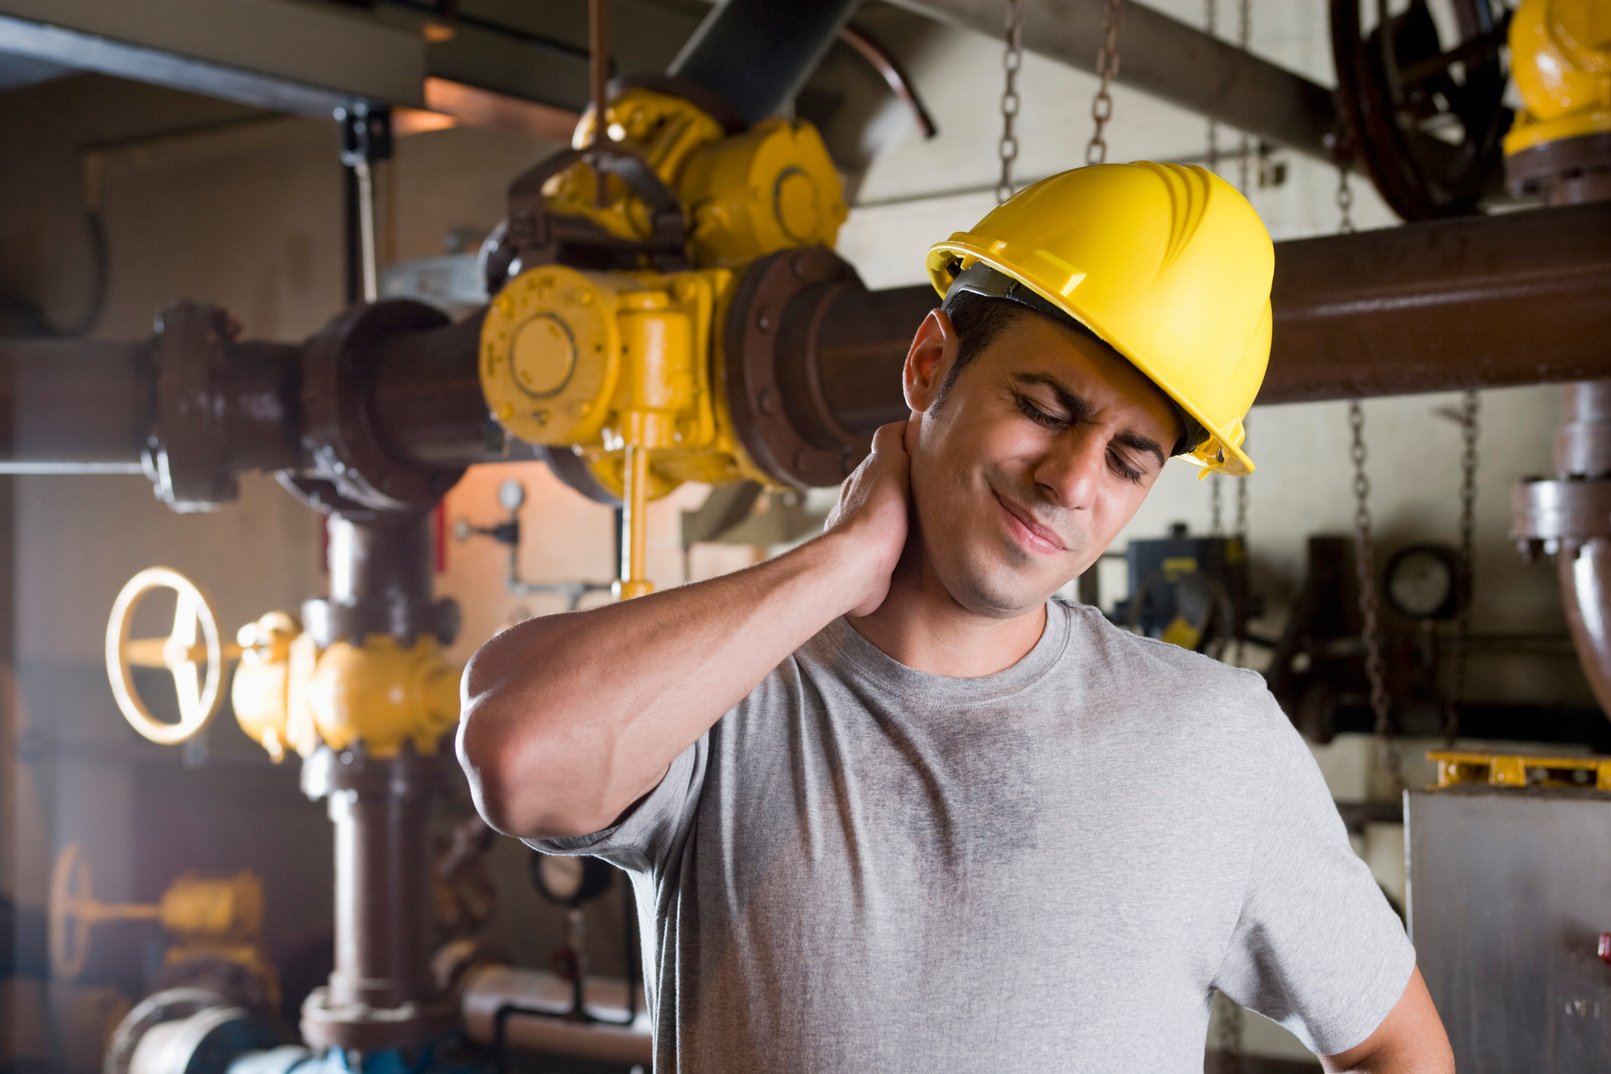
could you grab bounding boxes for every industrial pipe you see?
[0,339,150,471]
[461,963,652,1065]
[4,202,1609,490]
[770,199,1611,455]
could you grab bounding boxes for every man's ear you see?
[904,308,958,415]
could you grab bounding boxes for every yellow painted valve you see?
[484,88,849,599]
[481,264,763,599]
[107,567,461,759]
[1505,0,1611,155]
[303,635,461,759]
[50,843,263,976]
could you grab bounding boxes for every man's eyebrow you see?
[1011,371,1168,469]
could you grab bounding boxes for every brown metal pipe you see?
[326,771,435,1009]
[0,339,151,471]
[1263,200,1611,403]
[795,200,1611,447]
[367,310,493,470]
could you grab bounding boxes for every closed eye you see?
[1108,451,1145,485]
[1015,393,1066,429]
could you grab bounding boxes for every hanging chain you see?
[1338,165,1399,787]
[1349,399,1398,785]
[996,0,1026,203]
[1086,0,1125,166]
[1234,0,1252,194]
[1445,390,1481,740]
[1204,0,1220,175]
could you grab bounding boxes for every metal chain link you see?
[1234,0,1252,194]
[1086,0,1125,166]
[996,0,1026,203]
[1446,390,1481,740]
[1349,399,1398,785]
[1203,0,1219,175]
[1337,164,1400,784]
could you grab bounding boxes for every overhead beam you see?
[895,0,1338,162]
[0,0,427,115]
[0,0,630,120]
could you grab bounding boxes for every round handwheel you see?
[105,567,236,746]
[49,842,96,979]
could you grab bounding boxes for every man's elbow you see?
[455,693,616,841]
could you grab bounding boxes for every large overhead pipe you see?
[899,0,1337,162]
[668,0,864,125]
[753,199,1611,465]
[4,201,1611,488]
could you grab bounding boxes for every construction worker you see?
[458,163,1453,1072]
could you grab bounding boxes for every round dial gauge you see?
[1384,544,1465,621]
[498,478,527,513]
[531,852,614,907]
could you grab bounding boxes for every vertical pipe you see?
[326,775,434,1008]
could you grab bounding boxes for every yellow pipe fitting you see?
[304,635,461,758]
[546,87,727,243]
[157,870,264,943]
[231,611,301,762]
[1505,0,1611,155]
[680,117,848,266]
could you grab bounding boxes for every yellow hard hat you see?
[925,161,1273,476]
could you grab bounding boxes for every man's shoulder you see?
[1053,599,1264,692]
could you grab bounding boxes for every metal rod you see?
[617,444,651,599]
[356,159,379,304]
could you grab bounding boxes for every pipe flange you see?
[301,594,461,650]
[143,302,240,512]
[299,743,458,801]
[300,301,466,512]
[1512,475,1611,560]
[299,986,459,1054]
[1505,132,1611,203]
[725,247,866,487]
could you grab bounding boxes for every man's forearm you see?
[457,531,870,840]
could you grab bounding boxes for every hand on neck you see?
[846,532,1049,678]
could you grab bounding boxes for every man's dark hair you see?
[933,290,1197,456]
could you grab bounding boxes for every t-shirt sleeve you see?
[1210,697,1417,1057]
[523,733,708,875]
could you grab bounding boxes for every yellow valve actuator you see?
[1505,0,1611,155]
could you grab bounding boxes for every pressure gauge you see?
[498,478,527,514]
[530,852,614,908]
[1384,544,1466,621]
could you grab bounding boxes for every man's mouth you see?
[993,491,1067,553]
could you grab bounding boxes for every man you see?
[458,162,1453,1072]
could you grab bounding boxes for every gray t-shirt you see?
[533,600,1414,1072]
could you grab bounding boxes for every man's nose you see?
[1032,428,1106,510]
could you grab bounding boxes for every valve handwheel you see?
[49,842,96,978]
[105,566,239,746]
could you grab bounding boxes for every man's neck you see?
[846,539,1048,678]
